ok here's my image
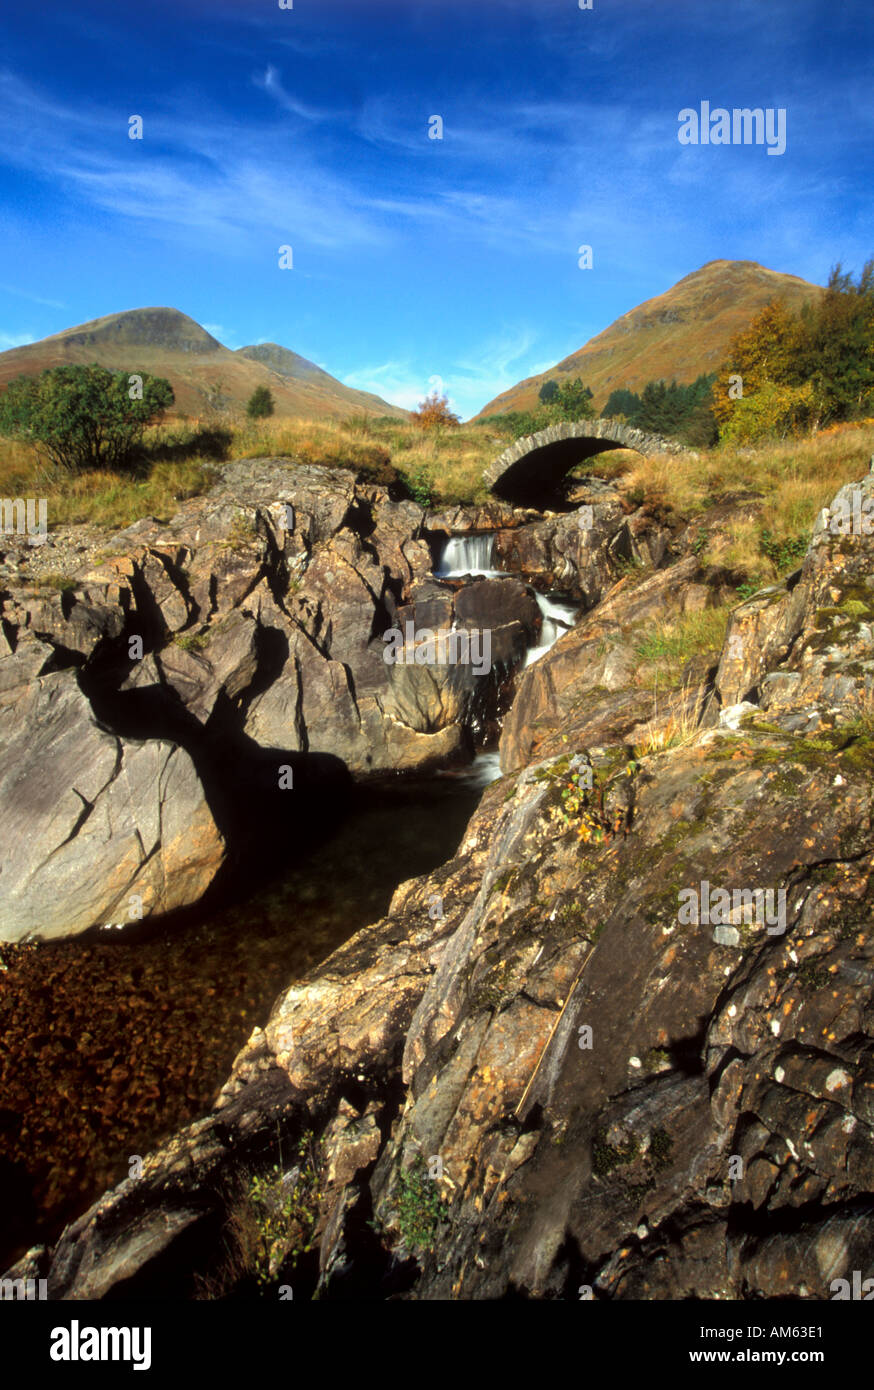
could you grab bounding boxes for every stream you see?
[0,534,574,1270]
[437,531,578,665]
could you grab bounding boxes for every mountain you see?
[474,260,824,419]
[235,341,344,386]
[0,308,408,420]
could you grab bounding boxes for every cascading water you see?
[525,592,578,666]
[436,749,503,788]
[434,534,578,664]
[436,534,499,577]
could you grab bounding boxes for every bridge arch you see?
[483,418,690,507]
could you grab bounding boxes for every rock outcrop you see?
[0,654,225,941]
[498,554,728,773]
[16,470,874,1300]
[0,460,552,941]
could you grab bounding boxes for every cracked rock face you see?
[0,459,557,941]
[0,650,225,942]
[18,468,874,1300]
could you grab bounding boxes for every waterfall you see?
[436,750,503,788]
[526,592,578,666]
[433,532,577,664]
[437,534,497,577]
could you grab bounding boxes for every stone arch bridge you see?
[483,418,691,507]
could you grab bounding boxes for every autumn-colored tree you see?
[714,263,874,441]
[712,299,799,431]
[718,381,817,446]
[412,390,461,429]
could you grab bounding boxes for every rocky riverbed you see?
[5,458,874,1300]
[0,757,495,1272]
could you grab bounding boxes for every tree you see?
[793,260,874,424]
[485,377,597,440]
[412,390,461,429]
[246,385,275,419]
[712,299,799,432]
[714,264,874,439]
[552,378,595,421]
[603,375,717,444]
[634,380,671,433]
[681,386,720,447]
[603,387,641,421]
[0,363,174,473]
[718,381,816,445]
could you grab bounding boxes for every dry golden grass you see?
[623,605,731,756]
[2,409,872,542]
[0,412,508,532]
[621,424,874,534]
[0,436,219,530]
[633,680,707,757]
[233,413,502,505]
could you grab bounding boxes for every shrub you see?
[759,527,808,573]
[0,363,174,473]
[718,381,817,445]
[246,1145,322,1285]
[407,464,433,507]
[411,391,461,430]
[395,1156,449,1250]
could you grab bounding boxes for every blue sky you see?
[1,0,872,419]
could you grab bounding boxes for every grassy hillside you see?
[618,418,874,588]
[475,260,824,420]
[0,308,409,422]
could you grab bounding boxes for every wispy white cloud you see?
[0,70,590,264]
[0,59,859,288]
[0,70,391,255]
[342,327,562,420]
[447,329,556,418]
[341,361,428,413]
[202,322,233,345]
[253,65,342,123]
[0,282,65,309]
[0,25,867,420]
[0,331,35,349]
